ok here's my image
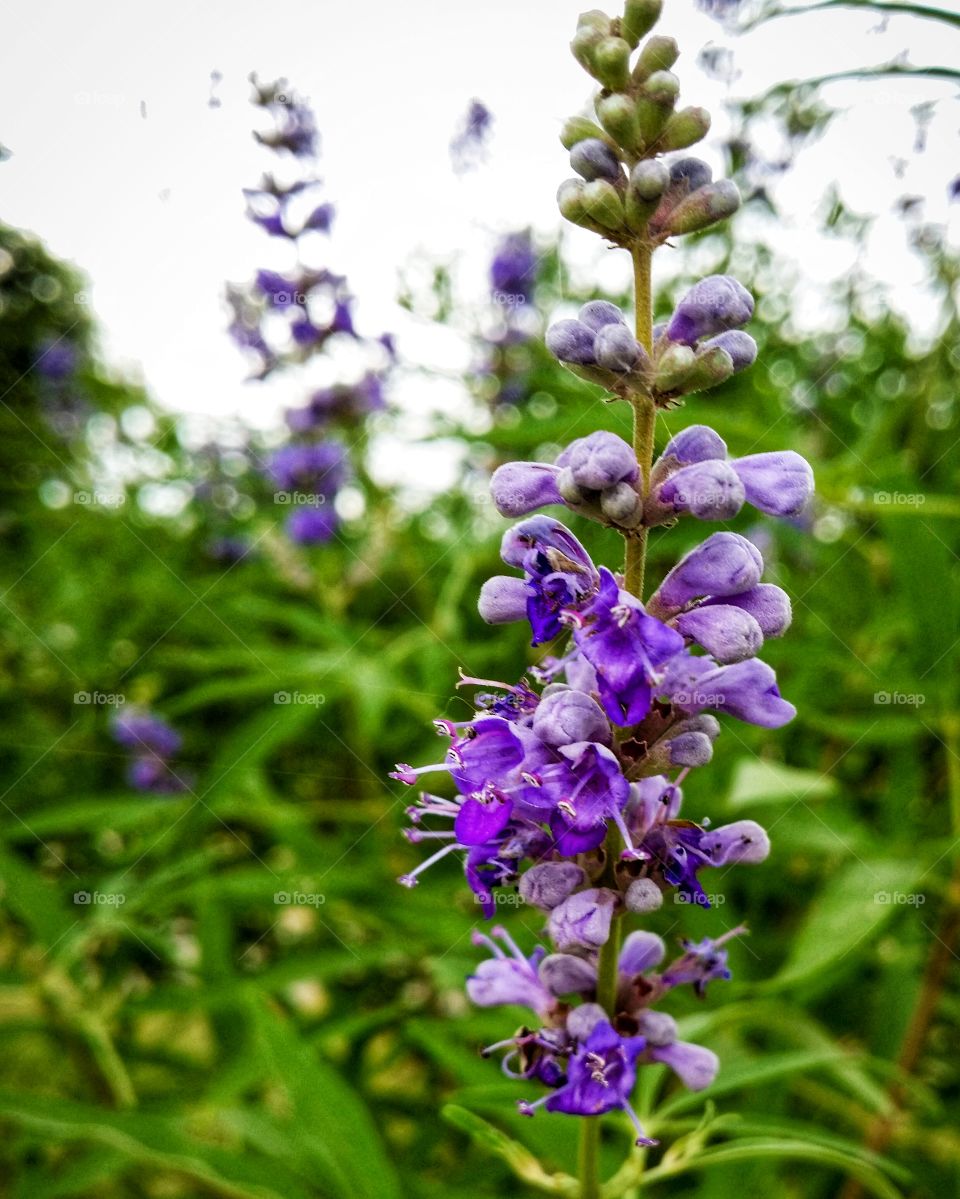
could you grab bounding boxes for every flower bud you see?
[556,467,585,504]
[674,604,764,663]
[700,819,770,865]
[664,179,741,236]
[731,451,814,517]
[490,462,564,517]
[560,116,615,150]
[632,34,679,82]
[548,887,617,952]
[600,482,643,527]
[659,106,712,152]
[570,138,622,182]
[546,318,596,364]
[533,689,611,747]
[539,952,598,995]
[582,179,626,230]
[626,160,670,231]
[661,729,715,767]
[684,343,736,393]
[666,275,754,346]
[703,583,791,638]
[622,0,664,47]
[578,300,627,331]
[625,877,664,914]
[652,459,745,520]
[594,323,648,373]
[557,430,639,490]
[593,36,632,90]
[519,861,587,910]
[652,531,763,614]
[478,575,529,624]
[618,929,666,975]
[596,92,641,152]
[654,343,697,393]
[669,156,713,193]
[636,72,679,149]
[661,423,727,465]
[557,178,592,228]
[700,330,757,373]
[570,20,608,73]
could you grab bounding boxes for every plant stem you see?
[579,241,657,1199]
[624,243,656,602]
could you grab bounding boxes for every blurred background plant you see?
[0,1,958,1195]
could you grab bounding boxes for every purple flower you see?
[662,929,745,997]
[730,452,814,518]
[490,231,538,302]
[451,99,493,172]
[556,431,639,491]
[112,711,181,758]
[467,926,555,1017]
[519,862,586,910]
[287,504,339,545]
[570,568,685,725]
[490,462,564,517]
[666,275,754,346]
[650,532,763,616]
[547,887,618,951]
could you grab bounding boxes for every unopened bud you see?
[633,37,680,84]
[654,343,697,392]
[600,481,643,526]
[622,0,663,47]
[560,116,615,151]
[570,138,622,182]
[596,92,641,152]
[582,179,625,230]
[636,72,679,148]
[570,23,606,73]
[665,179,741,236]
[593,36,632,90]
[557,178,590,227]
[683,343,735,393]
[625,877,664,914]
[659,106,712,152]
[594,323,647,372]
[626,159,670,231]
[556,467,585,504]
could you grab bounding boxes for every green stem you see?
[624,243,656,602]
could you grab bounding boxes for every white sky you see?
[1,0,959,430]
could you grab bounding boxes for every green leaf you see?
[442,1104,578,1196]
[725,758,836,810]
[766,858,923,993]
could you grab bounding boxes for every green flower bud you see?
[654,343,696,392]
[557,467,585,504]
[683,344,735,393]
[601,481,643,527]
[582,179,626,230]
[625,160,669,231]
[622,0,663,47]
[659,106,711,151]
[578,9,613,33]
[571,25,605,73]
[560,116,616,151]
[641,69,679,106]
[557,178,590,226]
[596,92,641,152]
[593,36,632,90]
[632,35,679,83]
[665,179,741,235]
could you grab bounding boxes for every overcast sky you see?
[2,0,958,431]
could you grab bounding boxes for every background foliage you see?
[0,8,958,1194]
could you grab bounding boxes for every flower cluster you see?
[111,709,188,795]
[393,0,812,1161]
[475,230,542,410]
[227,77,392,546]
